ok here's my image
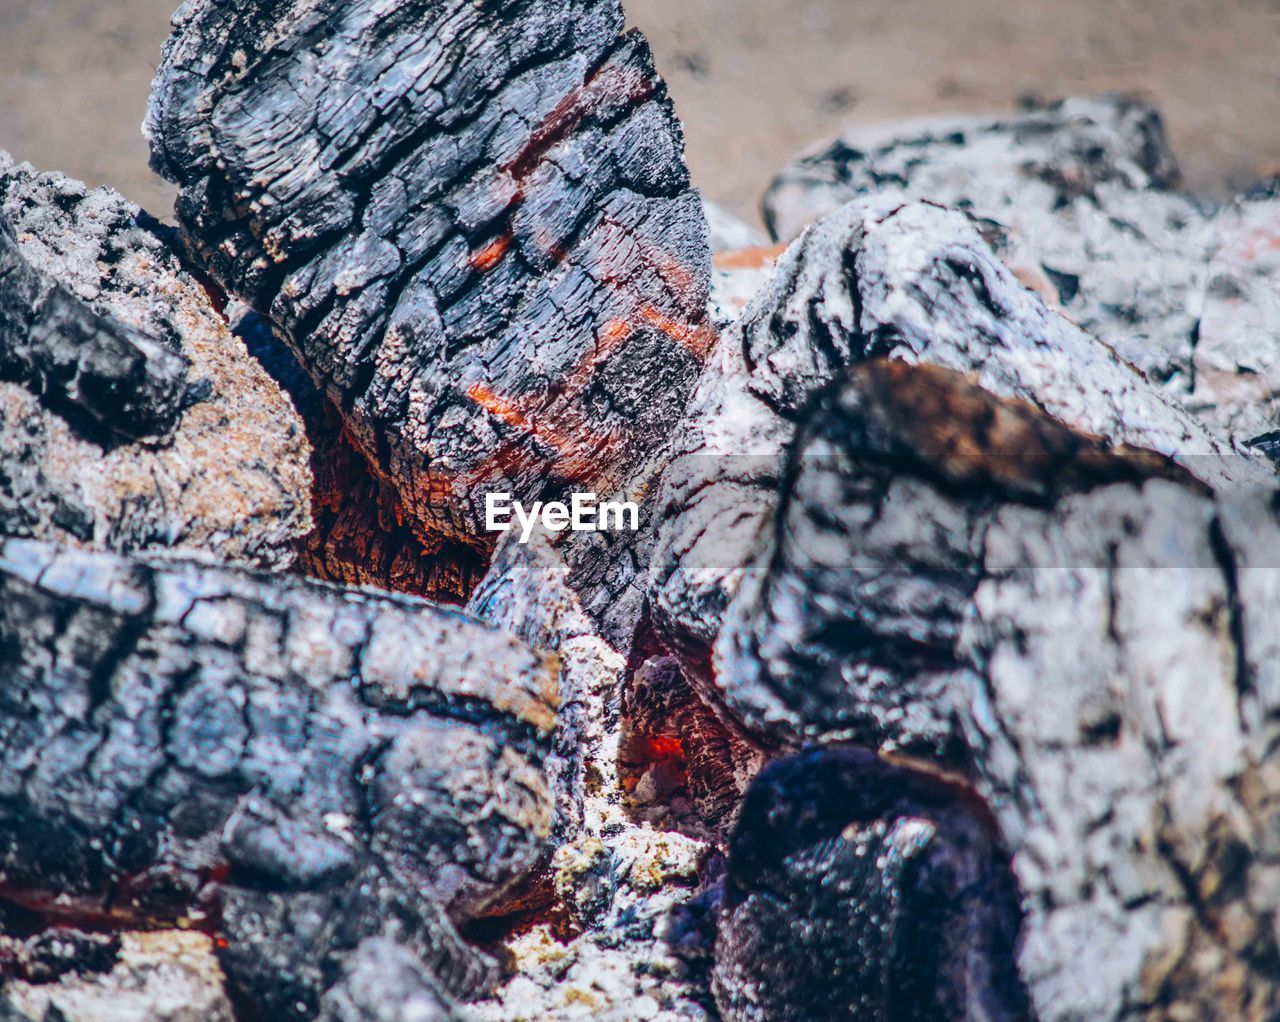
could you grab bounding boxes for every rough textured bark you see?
[761,96,1280,441]
[0,153,312,569]
[711,361,1280,1021]
[0,539,558,1021]
[146,0,712,555]
[0,214,189,443]
[648,197,1265,687]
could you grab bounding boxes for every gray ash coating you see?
[762,95,1280,440]
[0,539,558,1021]
[0,152,313,569]
[709,359,1280,1021]
[715,359,1198,755]
[0,214,190,444]
[648,195,1258,701]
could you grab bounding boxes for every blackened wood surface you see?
[0,539,557,1020]
[147,0,712,548]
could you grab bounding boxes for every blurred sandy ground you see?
[0,0,1277,228]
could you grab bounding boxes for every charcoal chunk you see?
[711,361,1280,1021]
[648,197,1262,689]
[0,539,557,1021]
[146,0,712,556]
[0,214,188,443]
[714,747,1030,1022]
[0,153,311,568]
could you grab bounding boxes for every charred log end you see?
[233,309,490,601]
[713,747,1032,1022]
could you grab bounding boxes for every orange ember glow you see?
[638,304,719,359]
[469,233,512,272]
[646,734,685,759]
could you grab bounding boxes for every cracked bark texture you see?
[146,0,712,561]
[0,153,312,569]
[0,539,558,1022]
[712,361,1280,1021]
[648,196,1265,685]
[762,96,1280,441]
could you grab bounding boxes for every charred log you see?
[234,309,487,602]
[714,747,1031,1022]
[715,358,1199,755]
[710,361,1280,1021]
[0,153,312,569]
[762,96,1280,439]
[0,540,558,1021]
[649,197,1266,691]
[146,0,712,562]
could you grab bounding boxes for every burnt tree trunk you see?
[146,0,712,562]
[0,539,558,1022]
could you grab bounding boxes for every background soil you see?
[1,0,1277,230]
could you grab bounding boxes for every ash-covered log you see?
[0,214,188,443]
[648,197,1264,687]
[146,0,712,558]
[715,359,1199,755]
[0,540,558,1021]
[762,96,1280,439]
[1192,178,1280,441]
[0,153,312,569]
[710,361,1280,1021]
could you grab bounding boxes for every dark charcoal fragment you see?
[0,927,120,985]
[714,747,1030,1022]
[0,214,189,443]
[147,0,712,551]
[0,540,557,1021]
